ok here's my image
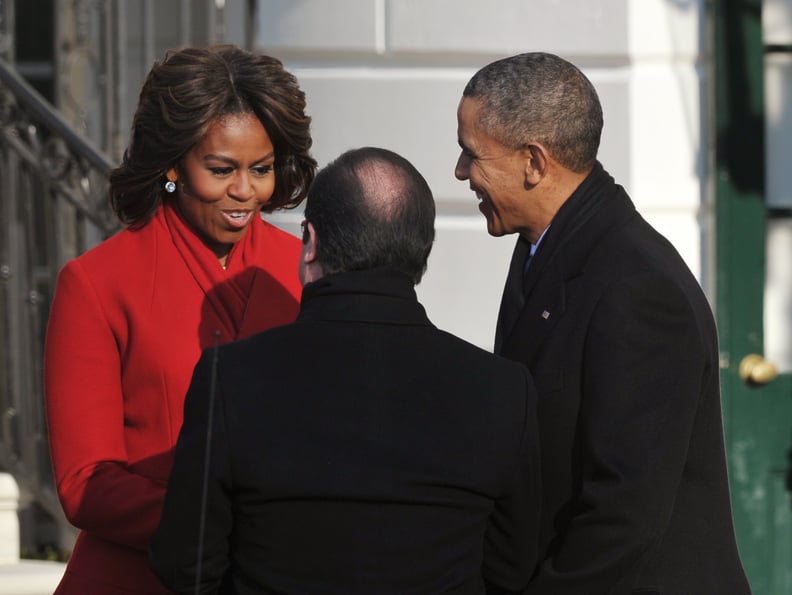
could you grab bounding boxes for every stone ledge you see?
[0,560,66,595]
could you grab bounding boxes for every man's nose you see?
[455,154,470,181]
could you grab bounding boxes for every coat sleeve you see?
[149,349,233,594]
[525,272,709,594]
[484,367,542,594]
[44,260,167,551]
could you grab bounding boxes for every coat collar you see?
[297,268,433,327]
[499,162,637,362]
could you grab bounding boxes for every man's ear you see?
[303,222,319,264]
[522,143,549,186]
[300,221,323,285]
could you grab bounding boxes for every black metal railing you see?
[0,55,118,544]
[0,0,234,554]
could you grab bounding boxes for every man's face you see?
[455,97,528,237]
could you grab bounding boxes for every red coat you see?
[44,203,302,594]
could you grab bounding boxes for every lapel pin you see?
[542,310,551,319]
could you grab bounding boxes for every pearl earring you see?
[165,180,176,193]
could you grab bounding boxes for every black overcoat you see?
[497,162,751,594]
[150,269,542,595]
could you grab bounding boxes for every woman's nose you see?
[230,172,255,200]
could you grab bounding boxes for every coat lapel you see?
[496,162,637,366]
[501,252,570,365]
[494,236,532,352]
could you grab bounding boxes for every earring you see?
[165,180,176,193]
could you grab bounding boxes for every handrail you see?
[0,56,119,237]
[0,54,120,550]
[0,56,114,174]
[0,1,227,558]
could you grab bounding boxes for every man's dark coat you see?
[150,269,541,594]
[496,162,751,594]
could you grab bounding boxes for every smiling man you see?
[455,52,751,594]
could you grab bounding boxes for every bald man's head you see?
[303,147,436,284]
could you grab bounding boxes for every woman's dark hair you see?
[110,44,316,226]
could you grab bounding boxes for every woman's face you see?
[169,113,276,265]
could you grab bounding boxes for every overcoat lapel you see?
[494,236,532,352]
[501,252,570,365]
[497,162,637,366]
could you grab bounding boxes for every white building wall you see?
[253,0,707,349]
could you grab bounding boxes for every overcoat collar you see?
[499,162,637,363]
[298,268,433,327]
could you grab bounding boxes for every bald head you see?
[303,147,436,284]
[352,159,413,220]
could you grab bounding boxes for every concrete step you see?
[0,560,66,594]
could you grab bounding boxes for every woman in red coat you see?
[43,45,316,594]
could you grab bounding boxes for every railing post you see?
[0,472,20,563]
